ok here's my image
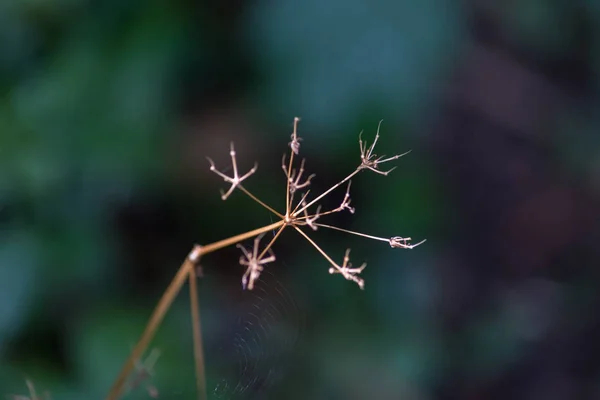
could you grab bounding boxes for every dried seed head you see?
[328,248,366,289]
[335,181,355,214]
[389,236,427,249]
[207,142,258,200]
[289,117,302,155]
[282,156,315,194]
[358,121,411,175]
[303,203,321,230]
[237,234,276,290]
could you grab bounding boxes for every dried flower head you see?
[358,120,412,176]
[202,118,425,290]
[289,117,302,155]
[107,117,426,400]
[328,248,367,289]
[237,234,276,290]
[207,142,258,200]
[389,236,427,249]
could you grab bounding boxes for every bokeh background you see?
[2,0,600,399]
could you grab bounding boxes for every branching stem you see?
[106,119,421,400]
[293,169,360,217]
[106,220,284,400]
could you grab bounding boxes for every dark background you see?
[1,0,600,399]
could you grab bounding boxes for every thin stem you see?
[106,220,284,400]
[311,223,389,242]
[106,255,197,400]
[189,269,206,400]
[285,120,299,215]
[293,226,339,272]
[293,169,360,217]
[291,190,311,215]
[238,185,283,219]
[202,220,284,253]
[295,208,342,220]
[258,225,286,260]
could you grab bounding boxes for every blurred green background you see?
[2,0,600,399]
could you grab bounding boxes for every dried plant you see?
[123,348,161,398]
[8,380,51,400]
[106,117,425,400]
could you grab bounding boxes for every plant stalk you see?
[189,268,206,400]
[106,220,284,400]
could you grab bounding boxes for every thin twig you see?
[311,223,389,242]
[292,226,339,272]
[238,185,284,219]
[108,119,422,400]
[258,225,286,260]
[189,269,206,400]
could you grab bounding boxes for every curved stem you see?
[106,220,284,400]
